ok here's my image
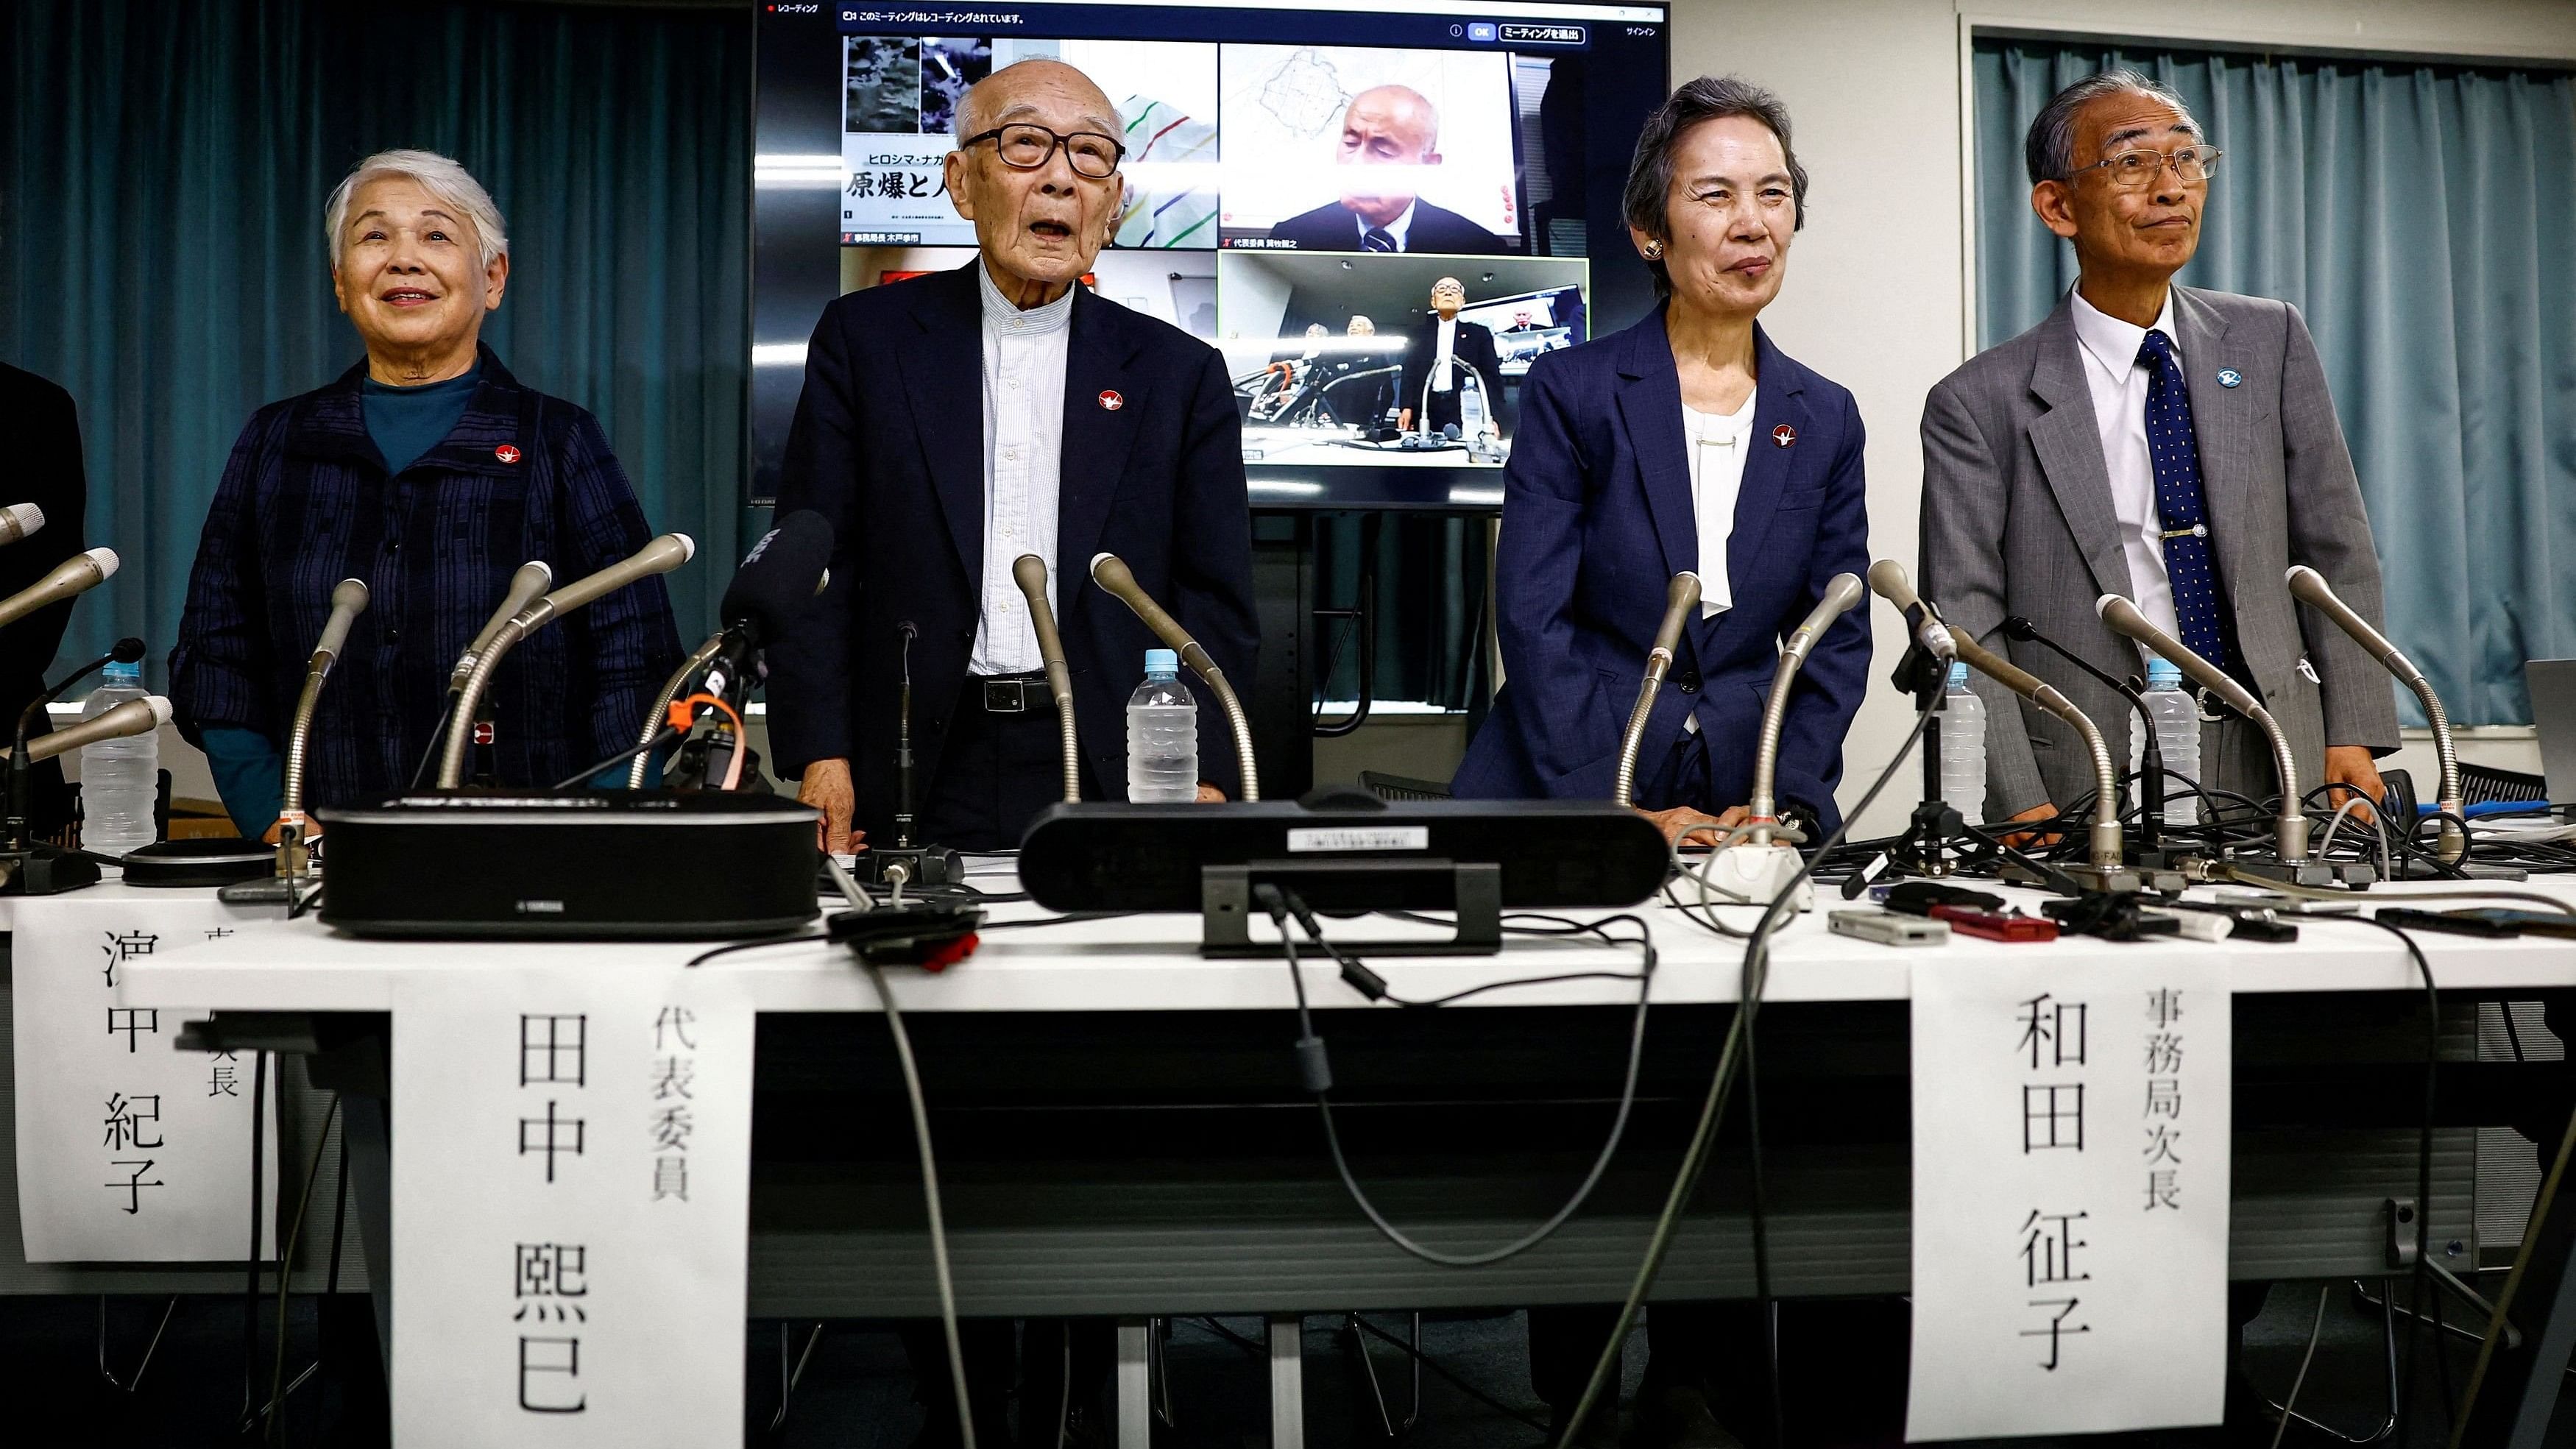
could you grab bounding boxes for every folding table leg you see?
[1269,1314,1305,1449]
[1116,1320,1152,1449]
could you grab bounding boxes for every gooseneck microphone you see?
[7,636,145,849]
[0,548,118,631]
[1864,559,1956,662]
[439,534,696,787]
[274,579,371,874]
[627,513,835,788]
[2287,565,2461,862]
[1013,555,1081,804]
[1745,573,1864,843]
[4,695,171,765]
[1870,562,2123,869]
[2097,592,2307,864]
[1612,573,1701,809]
[1090,552,1259,801]
[450,561,555,691]
[2001,615,2165,840]
[0,504,46,549]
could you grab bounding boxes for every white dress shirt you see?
[1683,388,1755,619]
[1429,315,1457,392]
[1356,200,1418,251]
[970,260,1072,676]
[1680,388,1756,735]
[2068,286,2184,646]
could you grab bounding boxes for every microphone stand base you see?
[217,875,317,907]
[861,846,962,893]
[2224,858,2342,889]
[0,846,102,896]
[2058,862,2160,896]
[1710,843,1814,912]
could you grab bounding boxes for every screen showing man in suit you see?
[1919,68,2398,849]
[1217,45,1521,254]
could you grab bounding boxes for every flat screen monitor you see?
[751,0,1673,509]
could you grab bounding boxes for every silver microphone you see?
[2287,565,2458,861]
[439,535,697,788]
[1089,551,1256,801]
[1865,559,1956,662]
[1015,555,1081,804]
[8,695,169,765]
[1612,573,1702,809]
[2097,593,2307,864]
[450,561,554,690]
[274,579,372,876]
[1940,629,2126,870]
[1746,573,1864,841]
[0,504,46,548]
[0,547,117,631]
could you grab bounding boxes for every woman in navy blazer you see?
[1454,77,1869,848]
[1456,76,1871,1449]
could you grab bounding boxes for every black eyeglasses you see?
[960,123,1125,180]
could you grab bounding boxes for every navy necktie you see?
[1362,227,1398,253]
[2137,329,2234,673]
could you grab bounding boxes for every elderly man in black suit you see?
[1398,275,1506,437]
[771,54,1259,1446]
[773,58,1259,862]
[1266,85,1513,255]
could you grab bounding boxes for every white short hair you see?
[324,149,509,272]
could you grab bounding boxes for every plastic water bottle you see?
[1125,648,1198,803]
[1939,661,1987,826]
[2132,657,2203,827]
[78,659,158,856]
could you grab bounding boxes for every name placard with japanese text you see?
[18,890,277,1261]
[1906,950,2232,1440]
[390,967,752,1446]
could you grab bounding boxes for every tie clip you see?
[2160,524,2210,541]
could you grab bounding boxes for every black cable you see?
[2332,913,2442,1442]
[1743,1014,1784,1449]
[1554,695,1940,1448]
[1258,888,1657,1268]
[240,1049,268,1420]
[685,933,829,968]
[408,696,458,791]
[546,726,683,792]
[265,1092,342,1444]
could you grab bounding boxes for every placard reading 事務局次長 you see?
[1906,950,2233,1441]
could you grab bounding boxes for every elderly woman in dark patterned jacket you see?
[172,149,680,837]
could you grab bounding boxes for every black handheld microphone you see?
[2001,616,2163,840]
[707,510,835,701]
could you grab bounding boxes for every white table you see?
[102,874,2576,1445]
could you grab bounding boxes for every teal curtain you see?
[0,0,755,680]
[1974,38,2576,724]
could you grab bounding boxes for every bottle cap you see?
[2145,657,2183,690]
[1144,648,1179,675]
[102,660,142,685]
[1946,660,1969,688]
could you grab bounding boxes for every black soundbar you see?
[1019,797,1669,920]
[315,791,820,939]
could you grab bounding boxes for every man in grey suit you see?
[1921,68,2398,837]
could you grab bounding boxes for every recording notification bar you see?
[834,0,1655,39]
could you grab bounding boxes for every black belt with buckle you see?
[976,673,1055,713]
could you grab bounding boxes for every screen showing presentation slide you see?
[751,0,1671,506]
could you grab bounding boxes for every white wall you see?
[1664,0,2576,831]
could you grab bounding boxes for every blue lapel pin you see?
[2216,368,2243,389]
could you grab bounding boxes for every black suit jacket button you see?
[1677,676,1699,694]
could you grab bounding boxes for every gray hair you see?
[324,149,509,272]
[1621,76,1808,298]
[2024,68,2201,185]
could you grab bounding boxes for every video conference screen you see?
[751,1,1671,508]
